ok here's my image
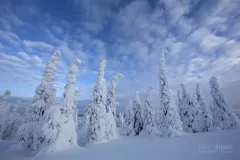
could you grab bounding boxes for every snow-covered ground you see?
[1,128,239,160]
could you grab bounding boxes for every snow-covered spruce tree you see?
[0,90,11,134]
[158,49,182,137]
[177,88,182,114]
[18,51,61,149]
[0,90,11,109]
[84,104,91,128]
[105,73,123,140]
[87,60,109,143]
[119,112,125,129]
[133,91,144,136]
[0,104,21,140]
[196,83,212,132]
[179,84,202,133]
[209,77,240,130]
[25,51,61,123]
[33,59,81,152]
[143,87,155,135]
[125,100,134,136]
[107,73,123,117]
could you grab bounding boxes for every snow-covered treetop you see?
[0,90,11,102]
[146,87,153,99]
[147,86,154,93]
[42,51,61,86]
[135,91,141,105]
[209,76,225,102]
[210,77,219,90]
[0,90,11,109]
[111,73,123,87]
[62,58,81,107]
[92,60,108,105]
[180,83,187,96]
[196,83,204,102]
[98,60,107,79]
[180,83,192,101]
[66,58,81,86]
[145,87,153,107]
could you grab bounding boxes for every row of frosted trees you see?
[118,50,240,137]
[0,49,239,154]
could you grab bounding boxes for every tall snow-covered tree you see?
[133,91,143,136]
[32,59,81,152]
[143,87,155,135]
[125,100,134,136]
[107,73,123,117]
[179,84,202,133]
[87,60,108,143]
[105,73,123,140]
[18,51,61,149]
[209,77,240,130]
[25,51,61,123]
[196,83,212,132]
[158,49,182,137]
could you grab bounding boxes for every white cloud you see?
[23,40,54,51]
[17,52,31,61]
[0,30,20,46]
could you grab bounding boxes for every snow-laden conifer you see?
[0,90,12,133]
[196,83,212,132]
[143,87,155,135]
[158,49,182,137]
[177,88,182,114]
[25,51,61,123]
[18,51,61,149]
[32,59,81,152]
[0,103,21,140]
[107,73,123,117]
[210,77,240,130]
[0,90,11,109]
[133,91,143,135]
[125,100,134,136]
[119,112,125,129]
[179,84,201,133]
[87,60,108,143]
[105,73,123,140]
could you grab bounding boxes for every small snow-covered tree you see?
[18,51,61,149]
[119,112,125,129]
[196,83,212,132]
[87,60,108,143]
[0,90,12,134]
[158,49,182,137]
[177,88,182,114]
[125,100,134,136]
[133,91,143,136]
[25,51,61,123]
[107,73,123,117]
[0,103,21,140]
[179,84,201,133]
[84,104,91,128]
[0,90,11,109]
[209,77,240,130]
[143,87,155,135]
[32,59,81,152]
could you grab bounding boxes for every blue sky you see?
[0,0,240,102]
